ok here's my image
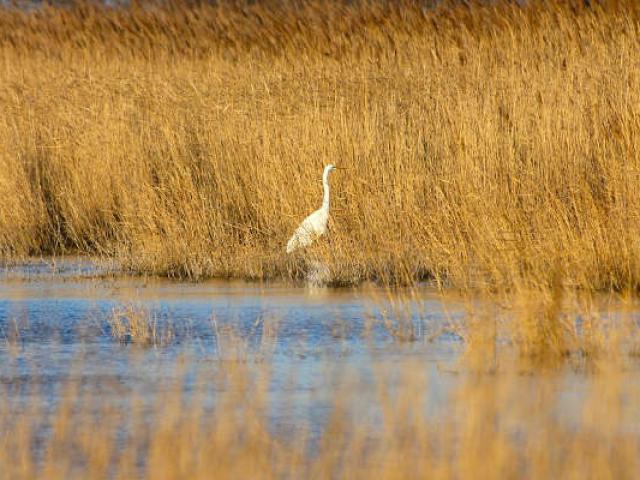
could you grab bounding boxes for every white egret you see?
[286,164,340,254]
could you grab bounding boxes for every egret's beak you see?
[334,167,348,170]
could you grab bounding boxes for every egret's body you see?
[286,164,336,254]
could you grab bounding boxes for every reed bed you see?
[1,0,640,290]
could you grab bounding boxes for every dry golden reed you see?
[3,320,640,480]
[1,0,640,290]
[108,304,173,346]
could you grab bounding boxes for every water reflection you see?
[2,258,640,455]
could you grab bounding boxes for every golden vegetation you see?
[108,304,173,346]
[1,0,640,290]
[3,289,640,479]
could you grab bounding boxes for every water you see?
[2,257,640,462]
[0,259,466,439]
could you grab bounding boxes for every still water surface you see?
[1,258,638,447]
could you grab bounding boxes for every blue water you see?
[4,257,639,462]
[0,259,466,449]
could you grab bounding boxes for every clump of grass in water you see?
[108,304,173,347]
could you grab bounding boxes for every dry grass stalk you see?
[108,304,172,347]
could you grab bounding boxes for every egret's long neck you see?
[322,170,331,211]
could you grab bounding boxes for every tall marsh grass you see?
[1,0,640,289]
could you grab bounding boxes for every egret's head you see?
[324,164,337,174]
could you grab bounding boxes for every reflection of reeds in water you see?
[2,286,640,477]
[2,343,640,477]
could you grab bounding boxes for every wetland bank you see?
[2,0,640,477]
